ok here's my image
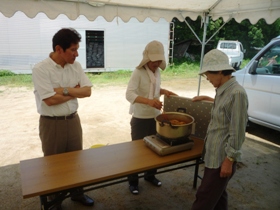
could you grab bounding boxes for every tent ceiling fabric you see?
[0,0,280,24]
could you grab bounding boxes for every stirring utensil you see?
[161,108,169,121]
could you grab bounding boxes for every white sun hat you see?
[199,49,235,75]
[136,40,166,70]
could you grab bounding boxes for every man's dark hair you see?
[52,28,81,51]
[208,70,234,76]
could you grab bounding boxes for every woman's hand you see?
[192,95,214,102]
[147,98,163,110]
[220,158,234,178]
[161,89,178,97]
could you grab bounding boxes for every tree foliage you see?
[172,17,280,59]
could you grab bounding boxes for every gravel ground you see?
[0,78,279,210]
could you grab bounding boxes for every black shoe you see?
[71,194,94,206]
[129,185,139,195]
[50,204,62,210]
[144,177,162,186]
[48,194,63,210]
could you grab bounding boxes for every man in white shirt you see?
[32,28,94,209]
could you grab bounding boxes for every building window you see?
[86,30,104,68]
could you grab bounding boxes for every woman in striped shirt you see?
[191,49,248,210]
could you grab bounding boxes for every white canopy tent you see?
[1,0,280,94]
[1,0,279,24]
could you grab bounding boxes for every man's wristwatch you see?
[63,87,69,96]
[227,156,234,162]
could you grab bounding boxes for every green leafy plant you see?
[0,70,33,87]
[0,70,16,77]
[1,60,250,88]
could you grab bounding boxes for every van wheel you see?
[235,62,241,70]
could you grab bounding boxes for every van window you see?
[220,43,237,49]
[256,43,280,75]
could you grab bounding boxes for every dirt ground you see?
[0,78,280,210]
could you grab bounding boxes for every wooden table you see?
[20,137,204,209]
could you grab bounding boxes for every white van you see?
[217,40,245,69]
[233,36,280,131]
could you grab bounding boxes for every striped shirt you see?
[204,77,248,168]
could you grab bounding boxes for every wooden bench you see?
[20,137,204,210]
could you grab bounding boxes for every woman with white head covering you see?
[126,40,177,195]
[191,49,248,210]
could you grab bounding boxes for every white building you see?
[0,12,170,74]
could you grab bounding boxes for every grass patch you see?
[0,72,33,88]
[87,70,132,86]
[163,61,200,80]
[0,59,249,88]
[240,59,250,69]
[0,62,200,87]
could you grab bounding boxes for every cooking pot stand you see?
[143,135,194,156]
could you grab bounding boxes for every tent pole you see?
[182,15,202,44]
[197,13,209,96]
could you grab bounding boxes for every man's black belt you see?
[41,112,77,120]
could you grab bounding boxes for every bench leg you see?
[40,192,67,210]
[193,158,200,189]
[40,195,48,210]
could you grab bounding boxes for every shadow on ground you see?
[246,122,280,146]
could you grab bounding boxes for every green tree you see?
[248,25,264,47]
[173,16,280,60]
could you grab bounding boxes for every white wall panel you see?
[0,12,169,73]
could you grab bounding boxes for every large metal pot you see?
[155,112,194,139]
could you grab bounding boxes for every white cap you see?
[136,40,166,70]
[199,49,235,75]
